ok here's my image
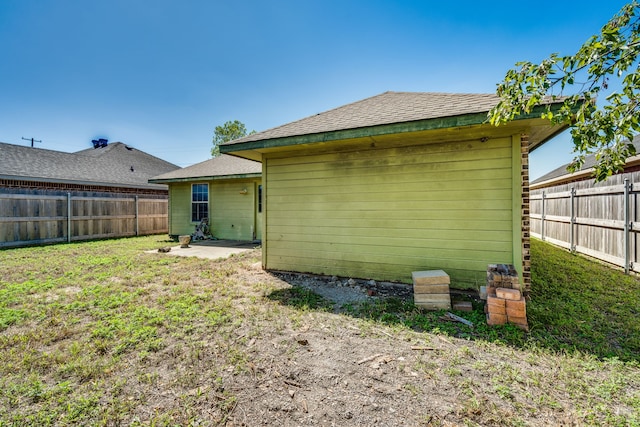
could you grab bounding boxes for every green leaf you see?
[490,0,640,182]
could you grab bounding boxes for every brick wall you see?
[0,179,167,197]
[521,134,531,296]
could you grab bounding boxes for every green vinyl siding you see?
[168,182,194,236]
[264,137,514,287]
[167,178,261,240]
[210,179,259,240]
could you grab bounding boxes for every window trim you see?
[191,183,209,222]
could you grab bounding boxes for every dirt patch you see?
[2,244,633,426]
[194,259,582,426]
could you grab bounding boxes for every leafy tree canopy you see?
[489,1,640,182]
[211,120,255,157]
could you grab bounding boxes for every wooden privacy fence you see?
[530,176,640,274]
[0,193,168,248]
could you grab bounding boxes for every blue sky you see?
[0,0,630,179]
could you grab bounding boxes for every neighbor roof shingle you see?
[0,141,179,189]
[532,135,640,185]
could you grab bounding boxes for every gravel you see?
[271,272,413,311]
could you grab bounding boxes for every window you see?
[258,184,263,213]
[191,183,208,222]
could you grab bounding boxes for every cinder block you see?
[506,296,525,311]
[507,315,529,331]
[499,276,514,289]
[508,313,528,323]
[487,295,505,307]
[487,296,506,315]
[506,307,526,318]
[487,272,502,287]
[496,288,521,301]
[507,312,528,322]
[486,313,507,325]
[452,301,473,312]
[488,304,506,315]
[490,264,516,276]
[506,297,526,317]
[412,270,450,286]
[413,283,450,294]
[414,293,451,310]
[479,286,487,300]
[486,264,520,292]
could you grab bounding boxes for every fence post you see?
[135,195,139,236]
[67,193,72,243]
[624,179,631,274]
[570,187,576,252]
[541,190,546,241]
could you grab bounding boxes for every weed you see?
[267,287,333,311]
[1,236,639,426]
[403,383,420,395]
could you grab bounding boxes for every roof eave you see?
[148,172,262,184]
[528,124,569,153]
[220,104,564,157]
[221,112,489,154]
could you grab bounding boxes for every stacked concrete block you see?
[486,264,521,292]
[505,294,528,330]
[412,270,451,310]
[486,294,506,325]
[482,264,529,331]
[452,300,473,312]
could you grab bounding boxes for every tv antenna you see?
[22,137,42,147]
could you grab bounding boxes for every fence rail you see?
[531,176,640,274]
[0,192,168,248]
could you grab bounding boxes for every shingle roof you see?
[0,141,179,189]
[531,135,640,185]
[223,91,501,146]
[149,154,261,183]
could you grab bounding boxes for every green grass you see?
[528,238,640,361]
[266,286,334,311]
[345,296,528,345]
[342,238,640,362]
[0,235,638,425]
[0,236,252,425]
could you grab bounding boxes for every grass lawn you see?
[0,236,638,426]
[350,238,640,362]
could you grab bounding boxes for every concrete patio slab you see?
[148,240,259,260]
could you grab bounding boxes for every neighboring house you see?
[149,154,262,241]
[529,135,640,273]
[220,91,566,290]
[0,141,179,195]
[531,135,640,189]
[0,141,180,247]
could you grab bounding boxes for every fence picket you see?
[0,192,168,248]
[531,172,639,273]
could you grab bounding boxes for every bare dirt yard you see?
[0,237,638,426]
[182,257,634,426]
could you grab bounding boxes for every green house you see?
[149,154,262,241]
[220,92,566,290]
